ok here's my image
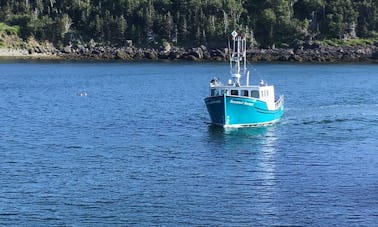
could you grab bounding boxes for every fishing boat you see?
[204,31,284,127]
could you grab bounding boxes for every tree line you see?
[0,0,377,48]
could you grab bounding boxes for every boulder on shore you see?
[14,40,377,63]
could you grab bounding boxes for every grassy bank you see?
[315,33,378,47]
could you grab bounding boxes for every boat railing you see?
[275,95,284,108]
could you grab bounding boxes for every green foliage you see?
[0,0,377,48]
[315,37,378,46]
[0,22,19,36]
[323,0,358,38]
[0,22,21,48]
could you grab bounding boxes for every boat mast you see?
[230,31,248,86]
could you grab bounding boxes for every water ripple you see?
[0,63,377,226]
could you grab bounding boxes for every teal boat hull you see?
[204,95,284,127]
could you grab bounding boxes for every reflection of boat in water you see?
[204,31,284,128]
[208,124,269,136]
[207,124,278,156]
[206,124,279,216]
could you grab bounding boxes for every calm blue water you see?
[0,62,377,226]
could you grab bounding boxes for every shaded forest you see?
[0,0,377,48]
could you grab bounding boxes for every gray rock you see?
[63,46,72,53]
[190,47,203,59]
[372,51,378,59]
[115,50,130,60]
[145,50,157,59]
[200,45,207,52]
[88,39,96,48]
[163,42,171,53]
[211,49,226,59]
[126,40,133,47]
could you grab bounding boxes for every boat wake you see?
[284,102,378,126]
[301,118,350,125]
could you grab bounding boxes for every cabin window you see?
[242,90,249,97]
[231,90,239,96]
[211,89,216,96]
[251,90,259,98]
[221,90,225,95]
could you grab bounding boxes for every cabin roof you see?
[210,85,273,90]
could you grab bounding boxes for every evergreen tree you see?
[323,0,358,39]
[0,0,376,48]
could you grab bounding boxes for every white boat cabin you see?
[209,79,277,110]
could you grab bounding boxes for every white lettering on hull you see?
[206,100,221,105]
[230,99,255,106]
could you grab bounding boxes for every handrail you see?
[275,95,284,108]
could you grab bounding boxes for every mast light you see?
[231,31,238,40]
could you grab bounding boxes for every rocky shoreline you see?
[1,42,377,63]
